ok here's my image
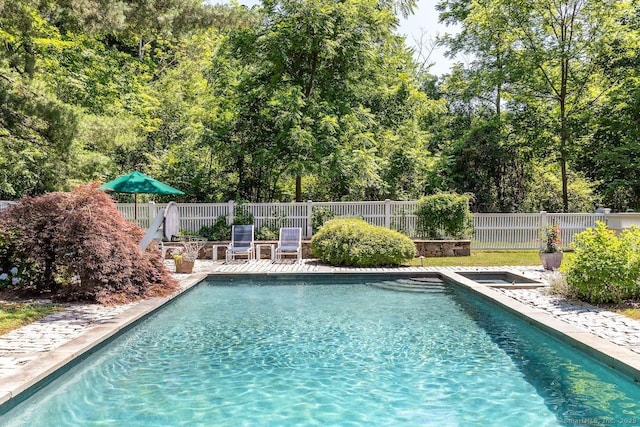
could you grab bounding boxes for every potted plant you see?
[171,237,206,274]
[540,223,563,270]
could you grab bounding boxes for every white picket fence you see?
[3,198,638,249]
[111,200,640,250]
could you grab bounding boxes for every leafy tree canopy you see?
[2,0,640,213]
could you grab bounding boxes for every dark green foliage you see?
[0,78,78,199]
[0,229,23,289]
[565,222,640,304]
[222,0,436,202]
[199,205,266,240]
[232,202,255,225]
[2,0,640,213]
[415,193,473,239]
[577,83,640,211]
[444,120,530,212]
[198,216,231,241]
[310,218,415,267]
[255,208,288,240]
[199,206,275,240]
[311,207,336,233]
[0,184,177,304]
[256,226,279,241]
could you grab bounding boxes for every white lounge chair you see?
[275,227,302,263]
[226,225,255,262]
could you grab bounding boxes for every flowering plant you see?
[171,248,196,264]
[171,237,206,264]
[0,266,21,288]
[541,224,562,253]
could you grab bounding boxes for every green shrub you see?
[564,222,640,304]
[415,193,473,239]
[256,226,279,240]
[310,218,415,267]
[256,209,288,240]
[199,216,231,241]
[199,202,257,241]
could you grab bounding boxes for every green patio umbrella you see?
[100,171,184,219]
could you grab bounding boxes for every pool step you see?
[409,277,444,284]
[372,278,448,293]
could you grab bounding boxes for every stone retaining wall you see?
[164,240,471,259]
[414,240,471,257]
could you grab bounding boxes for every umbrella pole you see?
[134,193,138,220]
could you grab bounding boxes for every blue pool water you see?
[2,275,640,426]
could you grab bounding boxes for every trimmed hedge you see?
[310,218,415,267]
[415,193,473,239]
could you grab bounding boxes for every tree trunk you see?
[560,146,569,212]
[42,253,60,293]
[295,47,318,202]
[296,175,302,202]
[495,51,502,118]
[560,52,569,212]
[23,41,36,79]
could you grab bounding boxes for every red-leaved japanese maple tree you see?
[0,183,177,304]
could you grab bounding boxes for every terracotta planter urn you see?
[174,258,195,274]
[540,252,563,271]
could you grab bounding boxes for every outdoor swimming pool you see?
[2,275,640,426]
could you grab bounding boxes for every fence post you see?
[228,200,234,225]
[149,201,156,228]
[539,211,547,251]
[385,199,391,229]
[306,200,313,238]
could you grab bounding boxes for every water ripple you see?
[2,279,640,426]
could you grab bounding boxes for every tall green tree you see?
[437,0,511,117]
[0,76,77,198]
[0,0,255,200]
[435,1,533,211]
[146,29,242,201]
[223,0,435,202]
[501,0,635,212]
[577,72,640,210]
[438,0,638,212]
[0,1,80,198]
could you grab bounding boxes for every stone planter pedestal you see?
[540,252,563,271]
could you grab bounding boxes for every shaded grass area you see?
[613,308,640,321]
[0,302,63,335]
[408,250,575,267]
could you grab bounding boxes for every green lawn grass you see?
[408,250,574,267]
[0,302,63,335]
